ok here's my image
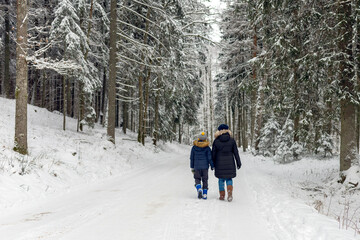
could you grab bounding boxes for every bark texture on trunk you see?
[107,0,117,143]
[340,100,356,171]
[242,94,248,152]
[14,0,28,155]
[208,61,214,143]
[250,29,257,148]
[4,0,11,98]
[339,0,356,171]
[153,82,160,146]
[122,101,128,134]
[293,67,300,143]
[63,76,67,131]
[142,69,151,145]
[137,9,151,145]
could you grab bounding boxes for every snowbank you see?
[245,153,360,238]
[0,97,173,209]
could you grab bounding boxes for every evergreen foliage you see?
[216,0,360,166]
[2,0,211,146]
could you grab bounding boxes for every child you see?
[190,132,214,199]
[212,124,241,202]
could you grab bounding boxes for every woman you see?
[212,124,242,202]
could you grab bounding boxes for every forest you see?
[0,0,211,147]
[0,0,360,173]
[216,0,360,173]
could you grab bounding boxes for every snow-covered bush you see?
[275,117,304,163]
[82,106,97,128]
[258,115,280,157]
[315,132,334,157]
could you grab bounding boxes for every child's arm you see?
[207,147,214,169]
[211,142,217,166]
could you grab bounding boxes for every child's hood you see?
[193,140,210,148]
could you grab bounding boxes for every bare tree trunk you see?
[232,105,236,138]
[225,93,228,125]
[115,97,120,127]
[353,0,360,153]
[325,68,333,137]
[137,9,151,145]
[204,67,208,135]
[130,88,134,132]
[142,69,151,144]
[50,79,54,111]
[229,101,232,131]
[0,54,2,95]
[172,119,176,142]
[242,93,248,152]
[14,0,28,155]
[30,70,39,105]
[107,0,118,143]
[67,79,72,117]
[357,106,360,153]
[122,100,127,134]
[77,82,85,132]
[41,71,46,108]
[208,60,214,143]
[339,0,356,171]
[138,73,144,142]
[101,66,107,125]
[4,0,11,98]
[63,76,67,131]
[178,119,182,144]
[153,79,160,146]
[340,100,356,171]
[250,30,257,148]
[293,68,300,143]
[255,73,266,151]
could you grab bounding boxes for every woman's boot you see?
[227,185,233,202]
[219,191,225,200]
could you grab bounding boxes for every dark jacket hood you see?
[218,133,230,142]
[214,129,232,139]
[215,129,232,142]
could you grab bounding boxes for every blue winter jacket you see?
[190,140,214,170]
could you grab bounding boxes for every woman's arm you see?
[232,140,241,169]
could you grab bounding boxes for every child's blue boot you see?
[195,184,202,199]
[203,189,208,199]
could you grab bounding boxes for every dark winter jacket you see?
[212,130,241,179]
[190,140,214,170]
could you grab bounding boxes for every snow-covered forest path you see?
[0,147,357,240]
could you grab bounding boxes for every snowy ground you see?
[0,97,359,240]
